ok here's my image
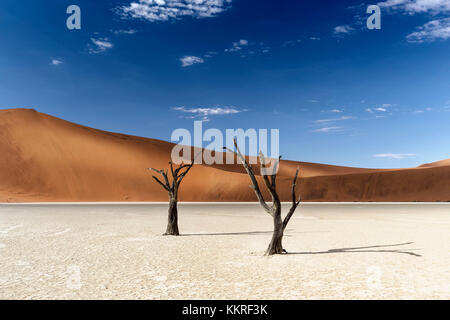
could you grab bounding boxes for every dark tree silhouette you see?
[148,160,195,236]
[225,139,301,255]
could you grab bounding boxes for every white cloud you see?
[112,29,138,35]
[374,153,416,159]
[173,106,244,121]
[283,39,302,47]
[367,104,393,113]
[50,59,63,66]
[225,39,249,52]
[406,17,450,42]
[119,0,232,22]
[376,1,450,42]
[334,25,354,35]
[183,39,263,65]
[89,37,114,54]
[377,0,450,14]
[315,116,355,123]
[223,39,270,57]
[413,107,433,113]
[180,55,204,67]
[203,51,217,58]
[310,37,321,41]
[321,109,343,113]
[312,126,345,133]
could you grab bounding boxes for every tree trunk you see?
[265,202,285,255]
[164,196,179,236]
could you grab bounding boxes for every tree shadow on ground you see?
[181,230,328,237]
[182,231,272,236]
[288,242,421,257]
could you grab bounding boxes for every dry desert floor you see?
[0,203,449,299]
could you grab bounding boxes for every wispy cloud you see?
[182,39,268,66]
[407,17,450,42]
[366,104,393,113]
[50,59,63,66]
[313,114,354,133]
[223,40,270,57]
[334,25,354,35]
[119,0,233,22]
[413,107,432,114]
[283,39,302,47]
[173,106,244,121]
[225,39,249,52]
[377,1,450,42]
[312,126,345,133]
[321,109,343,113]
[89,37,114,54]
[203,51,218,58]
[112,29,138,35]
[315,116,355,123]
[377,0,450,15]
[180,55,204,67]
[374,153,416,159]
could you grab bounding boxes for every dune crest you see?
[0,108,449,202]
[418,159,450,168]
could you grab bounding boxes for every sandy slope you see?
[419,159,450,168]
[1,203,449,299]
[0,108,449,202]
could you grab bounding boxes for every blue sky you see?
[0,0,449,168]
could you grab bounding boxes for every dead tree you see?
[148,160,194,236]
[225,139,301,255]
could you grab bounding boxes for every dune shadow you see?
[288,242,421,257]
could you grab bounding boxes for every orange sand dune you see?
[0,108,449,202]
[418,159,450,168]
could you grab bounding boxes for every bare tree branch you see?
[176,163,194,184]
[271,156,282,189]
[283,167,300,230]
[152,175,170,191]
[223,140,273,216]
[149,168,164,175]
[164,170,172,190]
[258,152,278,205]
[169,161,175,180]
[174,164,191,177]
